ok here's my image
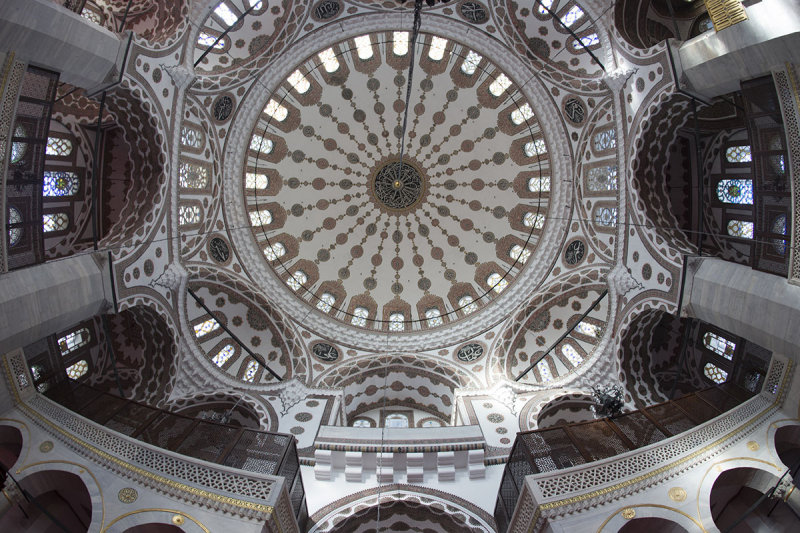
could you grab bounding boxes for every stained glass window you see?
[573,33,599,49]
[43,213,68,232]
[179,205,201,226]
[214,3,239,26]
[563,5,585,28]
[317,292,335,313]
[459,295,478,315]
[524,139,547,157]
[197,32,225,49]
[180,126,202,148]
[425,308,443,327]
[523,212,545,229]
[389,313,405,331]
[318,48,340,73]
[703,332,735,360]
[385,413,409,427]
[575,321,601,338]
[353,418,371,427]
[716,179,753,204]
[43,171,79,197]
[245,173,269,189]
[536,360,553,381]
[587,165,618,192]
[287,70,310,93]
[428,36,448,61]
[511,103,534,126]
[263,242,286,261]
[725,145,752,163]
[537,0,554,14]
[81,8,102,24]
[510,244,531,264]
[594,207,618,227]
[489,74,511,97]
[354,35,373,60]
[59,328,90,355]
[393,32,409,56]
[243,360,258,382]
[461,50,482,75]
[8,207,23,246]
[593,129,616,151]
[487,272,508,293]
[562,344,583,366]
[772,214,788,255]
[698,15,714,33]
[46,137,73,157]
[11,125,27,164]
[246,0,263,8]
[264,99,288,122]
[352,306,369,327]
[249,209,272,227]
[704,363,728,384]
[727,220,753,239]
[213,345,235,367]
[66,360,89,380]
[30,364,43,381]
[194,318,220,337]
[287,270,307,291]
[179,162,209,188]
[527,175,550,192]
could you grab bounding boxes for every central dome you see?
[242,31,553,332]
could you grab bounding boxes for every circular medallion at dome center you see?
[373,160,424,212]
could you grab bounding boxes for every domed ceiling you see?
[240,31,554,332]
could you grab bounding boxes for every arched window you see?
[593,206,618,227]
[727,220,753,239]
[593,129,616,152]
[318,48,339,73]
[317,292,335,313]
[351,306,369,327]
[389,312,405,331]
[263,242,286,260]
[179,162,209,188]
[352,418,371,427]
[698,15,714,33]
[487,272,508,293]
[425,308,443,327]
[572,33,599,49]
[243,360,258,382]
[287,270,307,291]
[587,165,618,192]
[461,50,481,75]
[575,321,601,338]
[725,145,752,163]
[393,32,409,56]
[562,5,585,27]
[704,363,728,384]
[489,74,511,97]
[523,211,545,229]
[30,364,44,381]
[7,207,22,246]
[214,2,239,26]
[524,139,547,157]
[428,36,448,61]
[180,125,202,148]
[537,0,553,15]
[562,344,583,366]
[716,179,753,204]
[249,135,274,154]
[703,332,736,360]
[459,295,478,315]
[511,104,534,126]
[527,175,550,192]
[287,70,310,93]
[245,173,269,189]
[509,244,531,264]
[354,35,374,60]
[66,360,88,380]
[11,125,27,164]
[212,344,235,367]
[43,171,79,197]
[197,32,226,50]
[772,214,788,255]
[179,205,201,226]
[385,413,409,428]
[249,209,272,227]
[46,137,73,157]
[194,318,220,337]
[58,327,90,355]
[264,100,287,122]
[536,360,553,381]
[43,213,68,232]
